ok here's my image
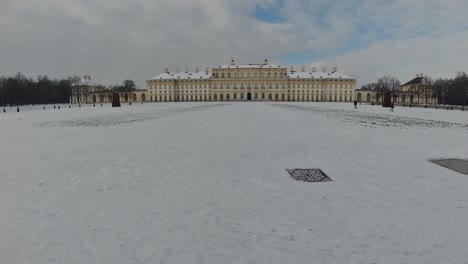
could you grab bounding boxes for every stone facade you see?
[356,74,438,105]
[147,60,357,102]
[70,76,148,104]
[70,75,106,104]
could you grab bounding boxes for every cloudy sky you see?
[1,0,468,87]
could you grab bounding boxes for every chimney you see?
[164,67,169,73]
[264,58,269,65]
[290,66,295,72]
[301,66,305,72]
[175,68,179,73]
[322,67,327,73]
[195,67,199,73]
[205,67,209,73]
[185,67,188,73]
[332,66,338,72]
[312,67,316,72]
[230,59,235,65]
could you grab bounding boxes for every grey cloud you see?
[1,0,467,88]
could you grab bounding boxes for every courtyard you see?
[1,102,468,263]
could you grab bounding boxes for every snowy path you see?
[1,102,468,264]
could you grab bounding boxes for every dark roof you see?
[402,76,423,86]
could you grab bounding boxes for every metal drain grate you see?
[286,169,332,182]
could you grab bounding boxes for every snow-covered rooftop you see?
[148,68,355,81]
[148,71,213,81]
[287,71,354,80]
[72,76,103,87]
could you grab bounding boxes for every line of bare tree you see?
[0,73,80,106]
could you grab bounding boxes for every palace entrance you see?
[247,92,252,101]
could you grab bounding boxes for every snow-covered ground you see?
[1,102,468,264]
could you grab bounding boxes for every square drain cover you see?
[430,159,468,175]
[287,169,332,182]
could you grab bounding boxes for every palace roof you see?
[148,69,355,81]
[402,77,424,86]
[287,71,354,80]
[148,71,213,81]
[72,76,104,87]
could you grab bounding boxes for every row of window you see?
[150,84,355,90]
[152,93,354,102]
[213,72,288,79]
[152,91,353,96]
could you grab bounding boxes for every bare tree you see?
[433,78,451,104]
[420,76,433,106]
[376,75,401,104]
[453,71,468,110]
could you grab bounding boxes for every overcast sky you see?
[1,0,468,88]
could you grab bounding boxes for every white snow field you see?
[1,102,468,264]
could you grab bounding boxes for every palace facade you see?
[147,59,357,102]
[356,74,438,105]
[70,75,147,104]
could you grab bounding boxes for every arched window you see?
[282,94,285,101]
[226,93,230,100]
[234,93,237,99]
[269,94,272,100]
[214,94,217,100]
[275,94,279,100]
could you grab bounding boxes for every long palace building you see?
[147,59,357,102]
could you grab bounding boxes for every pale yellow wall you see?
[70,85,106,104]
[147,67,357,102]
